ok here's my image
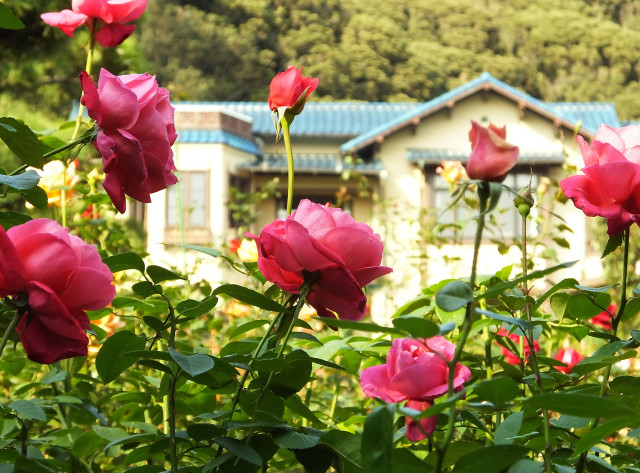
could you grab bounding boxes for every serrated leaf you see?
[187,423,226,441]
[602,232,624,258]
[392,316,439,338]
[523,392,636,418]
[573,414,640,456]
[179,295,218,318]
[72,430,104,457]
[9,400,46,421]
[0,170,39,191]
[495,411,524,445]
[146,265,186,284]
[362,405,393,473]
[168,347,214,377]
[273,430,320,449]
[213,284,285,312]
[475,308,532,331]
[21,185,48,209]
[214,437,263,466]
[0,118,43,167]
[436,280,474,311]
[95,330,146,383]
[317,317,403,334]
[0,4,24,29]
[471,376,520,407]
[452,445,530,473]
[102,252,145,273]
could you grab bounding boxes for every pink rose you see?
[81,68,178,213]
[41,0,147,47]
[560,124,640,235]
[496,329,540,365]
[466,121,519,182]
[0,219,115,364]
[360,336,472,441]
[590,304,616,330]
[268,66,319,112]
[249,199,391,321]
[553,347,584,374]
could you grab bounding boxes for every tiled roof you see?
[340,72,606,154]
[407,148,566,165]
[550,103,620,134]
[176,101,420,137]
[177,129,261,155]
[237,153,383,174]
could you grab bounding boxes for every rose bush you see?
[591,304,616,330]
[561,124,640,235]
[359,336,472,441]
[465,121,519,182]
[268,65,319,113]
[0,219,115,364]
[41,0,147,48]
[496,328,540,365]
[249,199,392,320]
[80,68,178,213]
[554,347,584,374]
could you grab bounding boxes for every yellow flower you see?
[34,160,80,207]
[237,238,258,262]
[435,160,468,184]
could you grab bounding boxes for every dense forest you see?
[4,0,640,119]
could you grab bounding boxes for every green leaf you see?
[479,261,577,301]
[214,437,263,466]
[187,423,226,441]
[213,284,285,313]
[179,295,218,318]
[0,3,24,29]
[471,376,520,407]
[435,280,474,311]
[475,309,532,332]
[0,118,43,168]
[273,430,320,449]
[168,347,214,377]
[229,320,270,339]
[317,317,403,334]
[146,265,186,284]
[321,430,363,470]
[92,425,128,442]
[452,445,530,473]
[171,243,221,258]
[522,392,636,418]
[507,459,544,473]
[532,278,578,310]
[0,210,30,229]
[362,405,393,473]
[602,232,624,258]
[392,316,440,338]
[565,293,611,320]
[95,330,147,383]
[72,430,104,457]
[573,414,640,456]
[550,292,570,319]
[270,350,313,398]
[21,185,48,209]
[0,170,39,191]
[495,411,524,445]
[9,400,46,421]
[102,252,145,273]
[426,440,481,470]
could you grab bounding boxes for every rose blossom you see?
[360,336,472,441]
[41,0,147,48]
[553,347,584,374]
[436,160,468,184]
[465,121,519,182]
[0,219,115,364]
[249,199,391,321]
[268,66,319,112]
[80,68,178,213]
[591,304,616,330]
[561,124,640,235]
[496,328,540,365]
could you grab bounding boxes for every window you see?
[431,167,539,240]
[166,171,209,230]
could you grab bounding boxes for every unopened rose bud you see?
[514,186,534,218]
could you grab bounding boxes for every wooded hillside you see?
[4,0,640,119]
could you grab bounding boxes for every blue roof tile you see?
[237,153,382,174]
[406,148,566,165]
[550,102,620,133]
[178,129,260,155]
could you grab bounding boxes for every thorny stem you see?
[575,228,630,473]
[0,312,21,359]
[436,184,487,473]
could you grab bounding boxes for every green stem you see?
[167,302,178,473]
[0,312,21,358]
[282,119,294,215]
[9,134,94,177]
[436,185,487,473]
[575,228,630,473]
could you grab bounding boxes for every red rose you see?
[466,121,519,182]
[81,68,178,213]
[591,304,616,330]
[561,124,640,235]
[0,219,115,364]
[553,347,584,374]
[496,328,540,365]
[41,0,147,47]
[360,337,472,441]
[249,199,391,321]
[268,66,318,112]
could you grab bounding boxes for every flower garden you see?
[1,2,640,473]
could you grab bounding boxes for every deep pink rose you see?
[41,0,147,47]
[553,347,584,374]
[81,68,178,213]
[466,121,519,182]
[360,336,472,441]
[249,199,391,321]
[590,303,616,330]
[268,66,319,112]
[560,124,640,235]
[0,219,115,364]
[496,329,540,365]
